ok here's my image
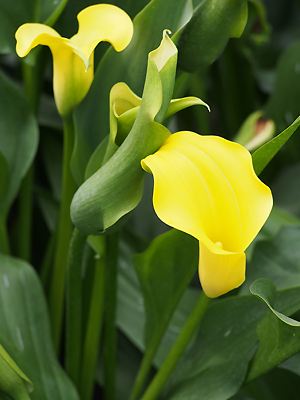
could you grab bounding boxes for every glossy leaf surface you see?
[0,71,38,219]
[0,254,79,400]
[178,0,248,72]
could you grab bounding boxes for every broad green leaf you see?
[233,368,300,400]
[265,42,300,131]
[0,0,67,54]
[135,230,198,346]
[0,344,32,400]
[252,116,300,175]
[164,296,260,400]
[272,162,300,216]
[165,286,300,400]
[71,32,176,234]
[0,71,38,219]
[0,151,9,199]
[72,0,193,183]
[242,227,300,292]
[248,280,300,380]
[178,0,248,72]
[261,207,300,238]
[116,233,197,367]
[250,279,300,327]
[280,353,300,377]
[116,234,300,399]
[0,254,79,400]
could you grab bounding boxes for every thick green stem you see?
[17,61,41,261]
[17,167,34,261]
[130,333,161,400]
[80,251,106,400]
[49,115,76,351]
[0,218,9,254]
[40,234,55,290]
[141,292,210,400]
[103,233,119,400]
[65,228,86,383]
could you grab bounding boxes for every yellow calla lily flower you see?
[142,131,273,298]
[15,4,133,116]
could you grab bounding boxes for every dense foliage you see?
[0,0,299,399]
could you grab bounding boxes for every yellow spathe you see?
[15,4,133,116]
[142,131,273,298]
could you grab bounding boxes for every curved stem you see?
[103,232,119,400]
[49,115,76,351]
[130,316,177,400]
[17,167,34,261]
[17,60,41,261]
[65,228,86,383]
[80,249,106,400]
[141,292,210,400]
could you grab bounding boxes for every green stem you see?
[17,61,41,261]
[49,115,76,351]
[40,234,55,290]
[22,61,40,113]
[80,250,106,400]
[103,233,119,400]
[0,218,9,254]
[130,333,161,400]
[141,292,210,400]
[17,167,34,261]
[65,228,86,384]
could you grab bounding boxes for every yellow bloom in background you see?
[142,131,273,298]
[15,4,133,116]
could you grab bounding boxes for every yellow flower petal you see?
[51,46,93,116]
[15,5,133,115]
[142,131,273,297]
[199,243,246,298]
[15,23,92,115]
[15,23,64,56]
[70,4,133,60]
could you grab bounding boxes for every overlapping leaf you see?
[0,71,38,220]
[0,254,79,399]
[72,0,194,183]
[71,32,176,234]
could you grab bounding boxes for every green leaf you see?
[252,116,300,175]
[178,0,248,72]
[135,230,198,346]
[72,0,193,183]
[0,71,38,219]
[0,151,9,199]
[242,227,300,292]
[265,42,300,131]
[0,254,79,400]
[0,344,32,400]
[261,206,300,238]
[272,163,300,216]
[0,0,67,54]
[248,280,300,381]
[165,284,300,399]
[116,234,300,399]
[71,32,176,234]
[163,296,260,400]
[250,279,300,327]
